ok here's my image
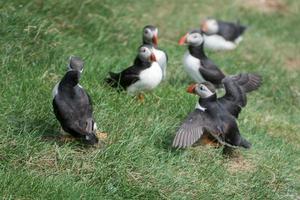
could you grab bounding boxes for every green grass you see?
[1,0,300,199]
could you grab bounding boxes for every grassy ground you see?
[1,0,300,199]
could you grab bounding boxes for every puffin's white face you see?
[143,27,158,46]
[138,46,156,62]
[202,19,218,34]
[195,84,214,98]
[186,32,204,46]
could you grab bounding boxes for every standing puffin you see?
[106,44,163,98]
[142,25,168,80]
[172,73,262,151]
[52,56,99,145]
[201,18,247,51]
[179,30,225,87]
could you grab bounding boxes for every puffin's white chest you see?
[183,51,205,83]
[152,48,167,79]
[52,82,60,98]
[203,34,237,51]
[127,62,162,94]
[195,102,207,112]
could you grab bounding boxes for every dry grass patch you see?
[225,156,256,174]
[238,0,288,13]
[285,57,300,71]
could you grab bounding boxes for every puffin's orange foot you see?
[96,131,108,141]
[59,135,76,142]
[137,93,145,103]
[200,134,221,148]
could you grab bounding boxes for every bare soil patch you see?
[225,156,256,173]
[285,57,300,71]
[238,0,288,13]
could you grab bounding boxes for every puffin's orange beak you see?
[152,33,158,47]
[150,53,156,62]
[201,21,208,32]
[187,84,197,94]
[178,33,188,45]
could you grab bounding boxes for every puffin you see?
[172,73,262,151]
[200,18,247,51]
[178,29,225,87]
[106,44,163,98]
[52,56,99,145]
[142,25,168,80]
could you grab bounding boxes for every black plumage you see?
[52,57,98,145]
[172,73,262,149]
[186,30,226,86]
[216,20,247,42]
[105,55,151,90]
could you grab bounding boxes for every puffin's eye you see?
[200,86,204,90]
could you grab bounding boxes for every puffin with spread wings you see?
[172,73,262,151]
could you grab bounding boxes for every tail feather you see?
[105,72,121,88]
[239,137,252,149]
[236,20,247,35]
[239,25,247,35]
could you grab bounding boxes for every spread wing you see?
[219,73,262,118]
[199,59,226,86]
[172,109,219,148]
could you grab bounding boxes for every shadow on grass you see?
[155,132,185,155]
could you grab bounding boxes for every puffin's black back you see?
[105,56,151,89]
[217,20,247,41]
[53,70,98,145]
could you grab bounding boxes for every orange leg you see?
[200,133,221,147]
[137,93,145,103]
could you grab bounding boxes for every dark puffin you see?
[106,44,163,96]
[142,25,168,80]
[178,29,225,87]
[52,56,99,145]
[172,73,262,151]
[200,18,247,51]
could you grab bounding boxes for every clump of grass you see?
[0,0,299,199]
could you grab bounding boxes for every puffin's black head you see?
[138,44,156,63]
[201,18,218,34]
[178,29,204,47]
[143,25,158,47]
[68,56,84,73]
[187,82,216,98]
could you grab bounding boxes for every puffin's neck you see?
[143,39,157,48]
[133,56,152,68]
[198,93,217,109]
[188,44,207,60]
[60,70,81,89]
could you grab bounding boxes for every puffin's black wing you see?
[106,66,140,89]
[219,73,262,118]
[53,87,94,136]
[199,59,226,86]
[217,20,247,41]
[172,109,218,148]
[106,57,151,89]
